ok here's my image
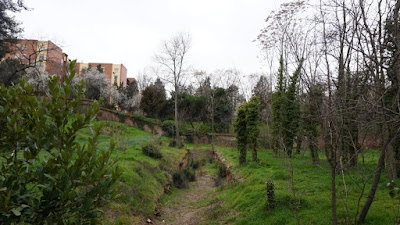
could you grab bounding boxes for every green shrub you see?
[182,168,196,182]
[172,170,189,189]
[131,113,160,130]
[189,158,200,169]
[185,130,195,143]
[161,120,176,137]
[266,180,276,210]
[0,60,122,224]
[142,143,163,159]
[169,139,184,148]
[117,112,127,123]
[218,164,227,178]
[172,168,196,188]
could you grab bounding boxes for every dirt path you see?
[154,169,216,225]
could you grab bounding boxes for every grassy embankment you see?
[203,147,398,225]
[76,120,186,224]
[76,120,397,224]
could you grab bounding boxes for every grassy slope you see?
[209,147,397,225]
[76,121,185,224]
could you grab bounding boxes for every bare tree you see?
[155,33,191,148]
[136,68,153,92]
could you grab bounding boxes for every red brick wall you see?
[86,63,113,81]
[4,39,38,66]
[3,39,67,76]
[46,41,64,75]
[120,64,127,87]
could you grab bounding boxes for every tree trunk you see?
[272,136,279,157]
[211,94,215,151]
[296,135,302,154]
[309,136,319,163]
[174,85,182,148]
[331,164,337,225]
[358,139,389,223]
[252,144,258,162]
[239,145,247,165]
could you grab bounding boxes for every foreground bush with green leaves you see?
[0,61,121,224]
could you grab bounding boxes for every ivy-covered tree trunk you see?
[309,135,319,163]
[283,59,303,157]
[304,84,323,164]
[296,135,303,154]
[234,104,248,165]
[271,55,286,157]
[247,96,260,162]
[384,7,400,179]
[174,83,182,148]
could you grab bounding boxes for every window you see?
[16,44,21,50]
[39,55,45,61]
[14,54,19,59]
[21,45,27,51]
[22,54,27,59]
[39,45,45,51]
[114,68,119,73]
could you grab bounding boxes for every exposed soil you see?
[153,168,216,225]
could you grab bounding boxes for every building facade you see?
[3,39,68,75]
[75,62,127,87]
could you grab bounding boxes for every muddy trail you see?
[151,149,230,225]
[153,167,216,225]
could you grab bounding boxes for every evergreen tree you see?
[246,96,261,162]
[304,84,324,163]
[271,55,303,157]
[140,80,166,118]
[234,103,248,164]
[271,55,286,156]
[0,0,26,58]
[283,58,303,157]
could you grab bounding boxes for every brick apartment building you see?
[3,39,128,88]
[75,62,127,88]
[3,39,68,75]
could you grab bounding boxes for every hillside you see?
[77,121,186,224]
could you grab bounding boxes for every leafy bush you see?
[218,164,227,178]
[266,180,276,210]
[169,139,184,148]
[142,143,163,159]
[172,168,196,189]
[172,170,189,189]
[185,129,195,143]
[189,158,200,169]
[131,113,160,130]
[183,168,196,182]
[0,60,122,224]
[161,120,176,137]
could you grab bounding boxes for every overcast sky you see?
[15,0,287,78]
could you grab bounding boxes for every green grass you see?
[206,147,399,225]
[76,121,398,224]
[76,120,186,224]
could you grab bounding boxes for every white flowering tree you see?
[74,68,111,101]
[25,68,52,95]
